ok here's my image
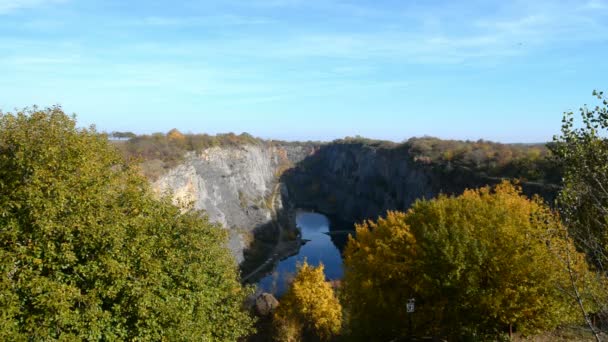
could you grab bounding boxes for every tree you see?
[0,107,254,340]
[551,90,608,335]
[551,91,608,269]
[110,131,136,140]
[343,182,595,340]
[167,128,185,142]
[273,261,342,341]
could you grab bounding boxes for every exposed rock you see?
[255,292,279,316]
[283,142,558,224]
[283,143,436,223]
[152,144,315,263]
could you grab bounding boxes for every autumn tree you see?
[0,107,254,340]
[343,182,595,340]
[167,128,186,145]
[273,261,342,341]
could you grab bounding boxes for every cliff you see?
[150,139,559,267]
[152,144,315,263]
[283,141,559,224]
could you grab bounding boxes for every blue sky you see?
[1,0,607,142]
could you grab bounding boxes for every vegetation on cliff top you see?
[114,127,559,186]
[0,108,254,340]
[115,130,264,179]
[332,135,560,185]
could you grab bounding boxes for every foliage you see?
[109,131,136,140]
[330,136,561,185]
[116,130,265,179]
[551,91,608,269]
[122,126,557,186]
[0,107,254,340]
[273,314,304,342]
[343,182,595,340]
[274,261,342,341]
[550,90,608,333]
[405,137,560,184]
[116,130,321,180]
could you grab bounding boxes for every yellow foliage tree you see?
[274,261,342,341]
[166,128,185,141]
[343,181,599,340]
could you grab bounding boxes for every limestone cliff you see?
[152,144,315,263]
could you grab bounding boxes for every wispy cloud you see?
[3,0,605,103]
[0,0,66,14]
[127,14,273,28]
[112,1,605,66]
[243,0,384,17]
[584,0,608,10]
[5,0,606,66]
[2,55,79,65]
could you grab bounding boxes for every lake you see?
[257,210,347,295]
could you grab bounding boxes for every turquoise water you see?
[257,210,344,295]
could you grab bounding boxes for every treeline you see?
[334,135,561,185]
[115,130,264,179]
[117,130,560,184]
[405,137,561,184]
[120,129,262,160]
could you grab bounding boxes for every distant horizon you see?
[0,104,560,144]
[2,0,606,143]
[102,126,550,145]
[0,103,585,144]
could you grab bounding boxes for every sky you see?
[1,0,607,143]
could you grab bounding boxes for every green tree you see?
[110,131,136,140]
[274,261,342,341]
[551,90,608,337]
[0,107,254,340]
[343,182,594,340]
[551,91,608,268]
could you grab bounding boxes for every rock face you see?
[283,142,558,224]
[152,144,315,263]
[283,143,434,223]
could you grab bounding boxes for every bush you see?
[343,182,596,340]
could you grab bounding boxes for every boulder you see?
[255,292,279,316]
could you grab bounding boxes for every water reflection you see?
[257,210,345,296]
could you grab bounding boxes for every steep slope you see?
[152,144,315,263]
[283,141,559,224]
